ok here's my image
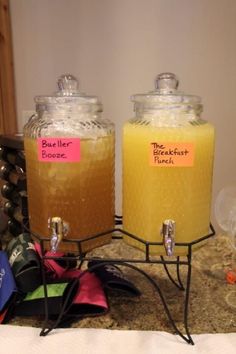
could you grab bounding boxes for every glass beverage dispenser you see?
[122,73,215,256]
[24,74,115,253]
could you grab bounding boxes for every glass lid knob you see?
[57,74,79,96]
[155,72,179,92]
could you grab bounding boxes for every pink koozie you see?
[63,269,108,314]
[35,243,108,314]
[35,243,65,279]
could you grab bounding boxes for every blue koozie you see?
[0,251,17,322]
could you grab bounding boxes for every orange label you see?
[150,142,194,167]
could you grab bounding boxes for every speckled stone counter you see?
[9,234,236,334]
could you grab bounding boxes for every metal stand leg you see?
[182,248,194,345]
[29,224,215,344]
[40,259,194,344]
[160,255,185,290]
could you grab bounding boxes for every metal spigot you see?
[48,216,69,253]
[162,220,175,256]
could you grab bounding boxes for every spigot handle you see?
[48,216,69,253]
[162,220,175,256]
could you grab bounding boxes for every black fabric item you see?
[87,260,141,297]
[13,280,78,317]
[55,253,78,270]
[6,233,41,293]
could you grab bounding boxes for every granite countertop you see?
[9,234,236,335]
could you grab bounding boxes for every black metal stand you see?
[29,220,215,346]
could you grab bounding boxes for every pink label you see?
[37,138,81,162]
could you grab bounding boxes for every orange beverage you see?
[122,73,215,255]
[24,135,114,253]
[123,122,214,255]
[24,74,115,253]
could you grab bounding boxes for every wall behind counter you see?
[10,0,236,222]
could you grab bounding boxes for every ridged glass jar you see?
[24,74,115,253]
[122,73,215,255]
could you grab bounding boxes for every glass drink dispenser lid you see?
[34,74,102,111]
[132,72,203,113]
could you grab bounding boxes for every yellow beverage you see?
[122,121,215,255]
[24,134,115,253]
